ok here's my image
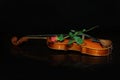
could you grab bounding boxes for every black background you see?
[1,0,120,34]
[1,0,120,78]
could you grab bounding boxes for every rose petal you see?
[51,36,57,42]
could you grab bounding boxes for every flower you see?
[51,25,98,45]
[50,36,58,42]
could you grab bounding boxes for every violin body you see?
[80,39,112,56]
[11,36,112,57]
[47,37,112,56]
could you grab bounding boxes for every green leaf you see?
[68,39,74,45]
[69,32,74,37]
[74,31,79,36]
[57,34,64,41]
[73,36,83,44]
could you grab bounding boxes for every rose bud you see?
[50,36,58,42]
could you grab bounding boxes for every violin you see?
[11,34,112,57]
[11,25,113,56]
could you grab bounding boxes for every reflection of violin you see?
[11,34,112,57]
[10,46,111,66]
[50,54,111,65]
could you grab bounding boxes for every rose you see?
[50,36,58,42]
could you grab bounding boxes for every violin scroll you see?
[11,36,29,46]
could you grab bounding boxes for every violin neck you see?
[26,36,47,39]
[26,34,57,39]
